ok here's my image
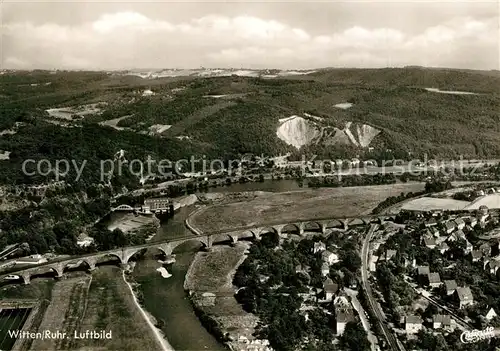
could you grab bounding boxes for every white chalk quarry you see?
[276,116,322,149]
[276,115,381,150]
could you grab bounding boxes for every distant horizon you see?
[3,2,498,71]
[2,65,500,73]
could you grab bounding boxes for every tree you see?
[343,250,362,272]
[340,321,370,351]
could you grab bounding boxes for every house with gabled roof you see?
[485,307,497,321]
[455,287,474,308]
[444,221,456,234]
[447,229,466,242]
[323,278,339,301]
[321,262,330,277]
[334,294,355,336]
[479,242,492,257]
[454,217,466,230]
[425,218,438,227]
[433,314,452,330]
[465,216,478,228]
[417,265,430,275]
[484,259,500,275]
[379,249,397,262]
[322,250,339,265]
[427,272,442,288]
[423,236,436,249]
[405,315,423,334]
[464,240,473,255]
[438,242,449,254]
[470,250,483,262]
[313,242,326,254]
[444,280,457,295]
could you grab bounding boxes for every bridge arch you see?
[125,248,148,263]
[303,221,323,233]
[258,227,278,237]
[63,259,94,273]
[238,230,256,241]
[113,204,134,211]
[280,223,300,235]
[28,266,61,282]
[168,237,209,254]
[347,218,365,227]
[94,252,123,266]
[325,219,345,229]
[210,233,238,246]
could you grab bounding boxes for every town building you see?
[438,242,449,254]
[433,314,452,330]
[313,242,326,254]
[427,272,442,288]
[425,218,438,227]
[454,217,466,230]
[455,287,474,308]
[485,307,497,321]
[323,278,339,301]
[405,315,423,334]
[334,295,354,335]
[423,236,436,249]
[444,221,456,234]
[143,197,170,212]
[76,234,94,247]
[321,262,330,277]
[417,265,430,275]
[444,280,457,295]
[16,254,47,265]
[321,250,339,265]
[470,250,483,262]
[369,255,378,272]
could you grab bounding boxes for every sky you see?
[1,0,499,70]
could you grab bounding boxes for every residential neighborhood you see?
[367,205,500,349]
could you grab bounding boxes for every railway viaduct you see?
[1,214,397,284]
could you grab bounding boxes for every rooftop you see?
[433,314,451,325]
[417,265,430,275]
[428,272,441,284]
[405,315,423,324]
[444,280,457,291]
[456,287,473,301]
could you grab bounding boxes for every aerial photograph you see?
[0,0,499,350]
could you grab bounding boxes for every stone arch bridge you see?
[1,214,396,284]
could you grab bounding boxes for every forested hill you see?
[0,67,499,185]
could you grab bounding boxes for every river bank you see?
[184,243,266,351]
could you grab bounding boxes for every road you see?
[361,224,405,351]
[416,289,473,330]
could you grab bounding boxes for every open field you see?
[185,244,247,292]
[72,267,162,351]
[191,183,426,232]
[464,193,500,210]
[29,274,91,351]
[401,197,470,212]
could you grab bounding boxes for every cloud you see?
[2,11,498,70]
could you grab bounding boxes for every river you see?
[130,180,307,351]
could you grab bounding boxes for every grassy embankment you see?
[1,268,162,351]
[71,267,161,351]
[191,183,426,232]
[184,244,260,348]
